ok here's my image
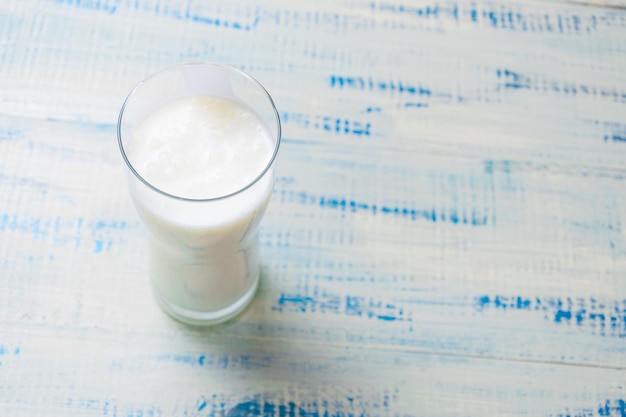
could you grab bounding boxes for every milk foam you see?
[126,95,274,200]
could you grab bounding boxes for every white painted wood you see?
[0,0,624,415]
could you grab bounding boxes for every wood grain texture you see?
[0,0,624,415]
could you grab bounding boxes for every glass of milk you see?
[117,63,280,326]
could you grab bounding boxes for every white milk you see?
[124,95,275,324]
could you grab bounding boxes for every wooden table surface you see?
[1,0,625,415]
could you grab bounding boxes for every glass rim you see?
[117,61,281,202]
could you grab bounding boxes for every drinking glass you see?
[117,62,281,326]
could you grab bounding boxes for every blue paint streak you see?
[197,400,207,411]
[551,399,626,417]
[64,397,161,415]
[369,2,615,34]
[404,102,429,108]
[277,190,488,226]
[476,295,626,337]
[156,353,271,371]
[554,310,572,322]
[226,397,370,417]
[0,213,138,253]
[497,68,626,103]
[281,112,372,137]
[0,126,23,142]
[55,0,258,30]
[330,75,431,97]
[170,354,195,364]
[275,292,410,323]
[329,74,473,105]
[605,134,626,143]
[497,68,531,89]
[470,8,477,22]
[277,295,318,313]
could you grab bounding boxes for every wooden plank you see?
[0,0,624,415]
[0,323,624,415]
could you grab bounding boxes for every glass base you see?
[152,275,259,326]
